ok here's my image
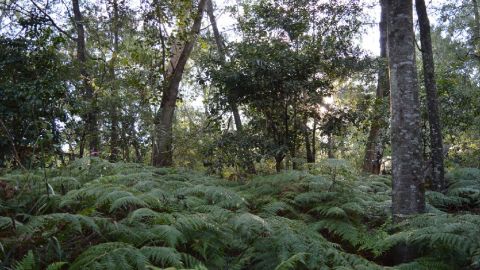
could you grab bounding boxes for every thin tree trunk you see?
[79,130,85,157]
[206,0,242,131]
[206,0,256,173]
[152,0,207,167]
[387,0,425,230]
[109,0,120,162]
[302,119,314,163]
[72,0,99,157]
[206,0,243,131]
[363,0,389,174]
[473,0,480,45]
[416,0,445,192]
[312,119,316,162]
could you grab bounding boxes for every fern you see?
[3,159,479,270]
[69,242,149,270]
[13,251,35,270]
[274,252,308,270]
[140,246,182,267]
[45,262,67,270]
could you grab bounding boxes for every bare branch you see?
[29,0,76,41]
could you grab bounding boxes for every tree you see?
[363,0,389,175]
[415,0,445,192]
[387,0,425,222]
[72,0,100,157]
[0,29,68,168]
[108,0,121,161]
[206,0,256,173]
[152,0,208,167]
[202,0,363,172]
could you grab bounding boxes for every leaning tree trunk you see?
[152,0,207,167]
[206,0,256,173]
[416,0,445,192]
[205,0,242,131]
[363,0,389,174]
[387,0,425,261]
[72,0,99,157]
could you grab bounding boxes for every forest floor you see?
[1,158,479,270]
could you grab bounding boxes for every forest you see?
[0,0,479,269]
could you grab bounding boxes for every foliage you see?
[2,159,478,269]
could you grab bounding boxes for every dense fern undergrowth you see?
[1,158,479,270]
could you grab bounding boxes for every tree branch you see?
[29,0,76,41]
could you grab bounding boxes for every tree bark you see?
[363,0,389,175]
[473,0,480,45]
[302,119,314,163]
[72,0,99,157]
[275,154,284,172]
[387,0,425,262]
[415,0,445,192]
[327,134,335,158]
[312,119,316,162]
[387,0,425,222]
[152,0,207,167]
[109,0,120,162]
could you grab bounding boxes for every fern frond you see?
[141,246,182,267]
[274,252,307,270]
[69,242,148,270]
[109,195,148,212]
[45,262,67,270]
[13,250,35,270]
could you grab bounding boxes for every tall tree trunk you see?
[327,134,335,158]
[152,0,207,167]
[109,0,120,162]
[312,119,316,162]
[415,0,445,192]
[473,0,480,46]
[72,0,99,156]
[387,0,425,232]
[387,0,425,262]
[363,0,389,174]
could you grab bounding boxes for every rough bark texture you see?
[109,0,120,162]
[72,0,99,157]
[152,0,207,167]
[415,0,446,192]
[387,0,425,222]
[363,0,389,174]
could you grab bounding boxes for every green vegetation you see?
[1,159,479,269]
[1,0,480,269]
